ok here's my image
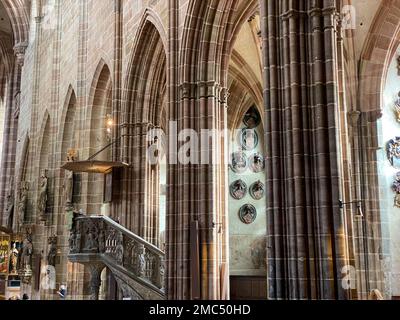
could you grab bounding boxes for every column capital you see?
[13,42,29,67]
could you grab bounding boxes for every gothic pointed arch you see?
[119,12,167,245]
[86,59,112,158]
[59,85,77,162]
[0,0,29,45]
[83,60,113,214]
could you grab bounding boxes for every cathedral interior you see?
[0,0,400,301]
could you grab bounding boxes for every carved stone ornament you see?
[230,180,247,200]
[250,180,265,200]
[387,137,400,168]
[239,128,259,151]
[239,204,257,225]
[250,153,265,173]
[392,172,400,208]
[394,92,400,123]
[230,151,248,174]
[243,106,261,129]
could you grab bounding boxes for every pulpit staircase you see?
[68,215,165,300]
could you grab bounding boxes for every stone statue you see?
[47,236,57,267]
[64,170,74,209]
[5,192,15,230]
[133,244,145,277]
[20,231,33,271]
[18,182,28,227]
[69,230,76,253]
[38,173,48,220]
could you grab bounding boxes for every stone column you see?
[261,0,348,300]
[88,263,105,301]
[0,42,26,227]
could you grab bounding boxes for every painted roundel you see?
[243,106,261,129]
[250,152,265,173]
[230,180,247,200]
[230,151,248,174]
[250,180,265,200]
[239,128,259,151]
[239,204,257,225]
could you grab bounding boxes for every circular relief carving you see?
[243,106,261,129]
[387,137,400,168]
[230,180,247,200]
[250,180,265,200]
[239,128,259,151]
[250,153,265,173]
[230,151,248,174]
[239,204,257,225]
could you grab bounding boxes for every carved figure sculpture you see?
[38,173,48,220]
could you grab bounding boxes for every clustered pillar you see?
[261,0,348,300]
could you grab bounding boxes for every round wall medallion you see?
[239,204,257,225]
[250,153,265,173]
[230,180,247,200]
[250,180,265,200]
[239,128,259,151]
[387,137,400,168]
[243,106,261,129]
[230,151,248,174]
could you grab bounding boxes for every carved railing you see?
[68,215,165,298]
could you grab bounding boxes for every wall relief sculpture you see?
[250,153,265,173]
[243,106,261,129]
[230,180,247,200]
[38,171,49,221]
[230,152,248,174]
[84,221,99,253]
[250,180,265,200]
[240,128,258,151]
[239,204,257,225]
[392,172,400,208]
[387,137,400,168]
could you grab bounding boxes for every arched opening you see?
[58,88,78,299]
[86,62,113,215]
[0,0,14,226]
[226,12,267,300]
[37,113,51,223]
[373,45,400,299]
[354,1,400,300]
[122,13,167,248]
